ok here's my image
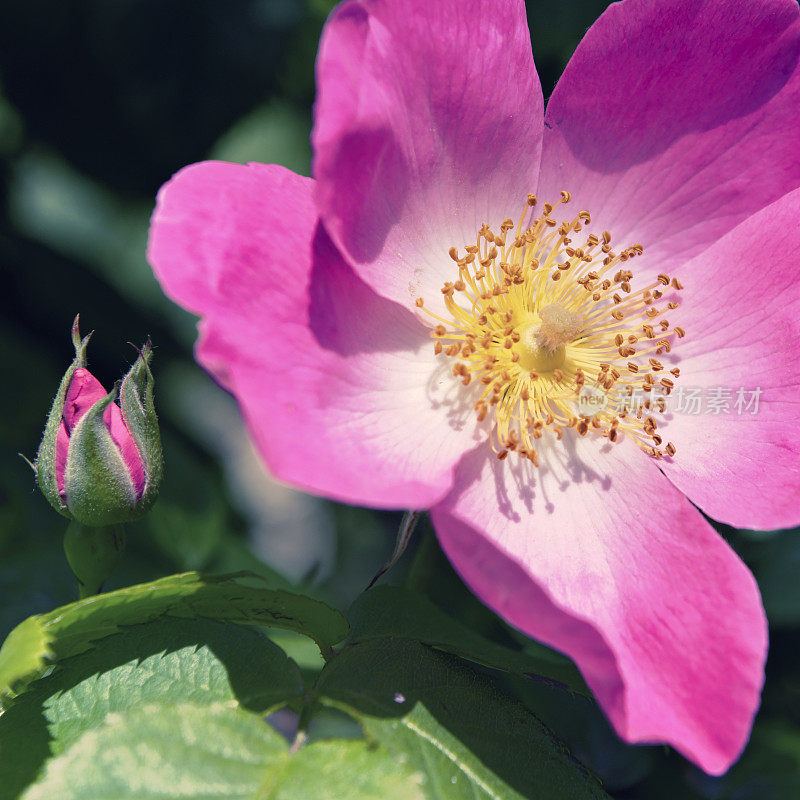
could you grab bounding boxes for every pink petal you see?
[63,367,107,430]
[57,367,106,497]
[105,404,146,500]
[431,434,767,775]
[148,161,485,508]
[61,367,146,499]
[538,0,800,280]
[658,187,800,530]
[55,420,69,498]
[313,0,543,312]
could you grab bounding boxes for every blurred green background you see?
[0,1,798,798]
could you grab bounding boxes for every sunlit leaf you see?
[0,618,305,800]
[0,571,348,702]
[21,703,425,800]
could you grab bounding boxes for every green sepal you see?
[34,316,92,518]
[63,386,140,526]
[119,342,162,515]
[63,522,126,599]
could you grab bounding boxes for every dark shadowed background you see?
[0,1,798,797]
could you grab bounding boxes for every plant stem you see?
[365,510,421,590]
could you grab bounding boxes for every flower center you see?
[415,191,685,464]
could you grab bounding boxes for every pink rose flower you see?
[147,0,800,776]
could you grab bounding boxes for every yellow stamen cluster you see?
[415,191,684,464]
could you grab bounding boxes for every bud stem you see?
[63,522,126,599]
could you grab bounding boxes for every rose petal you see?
[538,0,800,280]
[105,403,146,499]
[55,420,69,498]
[62,367,107,430]
[432,434,767,775]
[657,187,800,530]
[313,0,543,313]
[148,161,485,508]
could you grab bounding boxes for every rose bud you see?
[35,317,162,526]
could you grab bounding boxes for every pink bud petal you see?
[55,419,69,498]
[105,403,146,499]
[63,368,108,431]
[62,367,146,500]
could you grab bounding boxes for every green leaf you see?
[317,638,610,800]
[0,571,348,702]
[21,702,284,800]
[349,586,589,696]
[272,738,425,800]
[0,616,51,703]
[21,702,426,800]
[501,673,656,791]
[47,619,304,752]
[0,618,304,800]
